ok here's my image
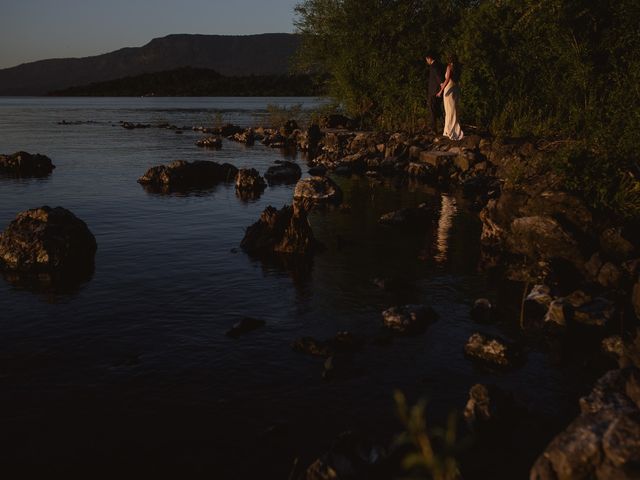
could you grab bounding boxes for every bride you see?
[436,54,464,140]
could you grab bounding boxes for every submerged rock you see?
[226,317,265,338]
[240,204,319,256]
[137,160,238,192]
[264,161,302,185]
[378,203,434,228]
[464,332,521,368]
[0,151,55,177]
[381,304,437,334]
[0,206,96,275]
[292,331,363,358]
[293,176,343,206]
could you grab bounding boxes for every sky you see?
[0,0,299,69]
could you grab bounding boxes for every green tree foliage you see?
[294,0,471,130]
[295,0,640,219]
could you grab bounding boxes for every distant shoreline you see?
[47,67,326,98]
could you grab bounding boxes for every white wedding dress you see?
[443,79,464,140]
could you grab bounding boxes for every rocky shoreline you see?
[4,114,639,479]
[240,119,640,479]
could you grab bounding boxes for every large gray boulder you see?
[0,151,55,177]
[0,206,96,274]
[137,160,238,192]
[530,368,640,480]
[264,161,302,185]
[506,215,585,268]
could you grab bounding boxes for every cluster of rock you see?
[137,160,238,193]
[0,151,55,177]
[525,284,617,330]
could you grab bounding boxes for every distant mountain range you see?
[49,67,324,97]
[0,33,301,95]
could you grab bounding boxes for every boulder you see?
[378,203,434,229]
[464,383,519,432]
[235,168,266,199]
[544,299,568,328]
[471,298,494,323]
[293,176,342,206]
[0,206,96,275]
[464,332,521,368]
[418,150,457,168]
[520,191,593,234]
[264,161,302,185]
[405,162,433,180]
[507,216,584,268]
[597,262,622,289]
[195,136,223,148]
[600,228,635,262]
[381,304,437,334]
[571,297,615,328]
[602,335,625,363]
[530,368,640,480]
[226,317,265,338]
[230,129,255,145]
[633,283,640,320]
[0,151,55,177]
[240,204,319,256]
[137,160,238,192]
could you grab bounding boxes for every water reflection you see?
[434,194,458,263]
[2,267,94,298]
[140,183,224,197]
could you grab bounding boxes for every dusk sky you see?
[0,0,299,69]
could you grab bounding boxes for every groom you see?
[425,53,444,134]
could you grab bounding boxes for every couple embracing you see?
[425,53,464,141]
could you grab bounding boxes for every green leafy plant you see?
[394,391,461,480]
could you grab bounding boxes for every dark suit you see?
[427,61,444,132]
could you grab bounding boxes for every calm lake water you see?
[0,97,595,478]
